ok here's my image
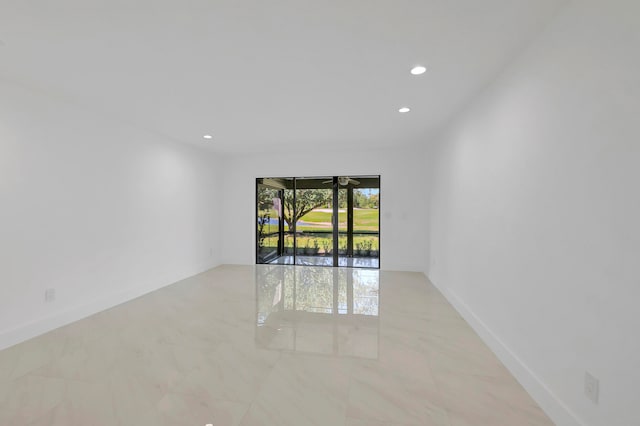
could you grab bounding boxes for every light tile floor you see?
[0,265,553,426]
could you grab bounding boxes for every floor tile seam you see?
[161,390,252,407]
[26,397,78,426]
[164,383,253,406]
[430,368,525,388]
[4,383,74,425]
[344,417,429,426]
[428,368,536,419]
[344,382,451,426]
[426,365,515,382]
[6,366,72,385]
[419,344,455,426]
[235,350,284,425]
[24,370,104,386]
[153,392,248,425]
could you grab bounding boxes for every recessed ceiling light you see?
[398,107,411,113]
[203,134,213,139]
[410,65,427,75]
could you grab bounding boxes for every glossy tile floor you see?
[0,265,553,426]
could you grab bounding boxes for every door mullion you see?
[293,178,297,265]
[332,176,339,267]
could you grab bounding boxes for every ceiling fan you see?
[322,176,360,186]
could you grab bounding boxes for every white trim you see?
[428,275,586,426]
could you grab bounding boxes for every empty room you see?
[0,1,638,425]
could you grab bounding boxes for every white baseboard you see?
[427,275,586,426]
[0,262,221,352]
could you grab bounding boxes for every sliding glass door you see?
[293,177,335,266]
[256,182,283,263]
[256,176,380,268]
[343,184,380,267]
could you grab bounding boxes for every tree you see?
[369,192,379,208]
[256,188,279,259]
[354,188,379,208]
[257,187,279,213]
[283,189,332,231]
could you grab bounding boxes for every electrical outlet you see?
[44,288,56,303]
[584,371,599,404]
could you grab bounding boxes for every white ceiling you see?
[0,0,564,153]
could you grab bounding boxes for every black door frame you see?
[256,175,380,269]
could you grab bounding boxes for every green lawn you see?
[286,208,379,253]
[259,208,379,233]
[299,209,379,231]
[259,208,380,254]
[299,210,344,223]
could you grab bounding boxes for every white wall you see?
[427,1,640,425]
[0,81,222,350]
[220,147,427,272]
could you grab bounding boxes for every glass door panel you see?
[351,185,380,268]
[337,187,348,266]
[282,180,295,264]
[256,182,283,264]
[335,177,380,268]
[294,177,334,267]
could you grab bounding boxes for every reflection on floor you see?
[257,267,380,359]
[0,265,552,426]
[269,255,379,268]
